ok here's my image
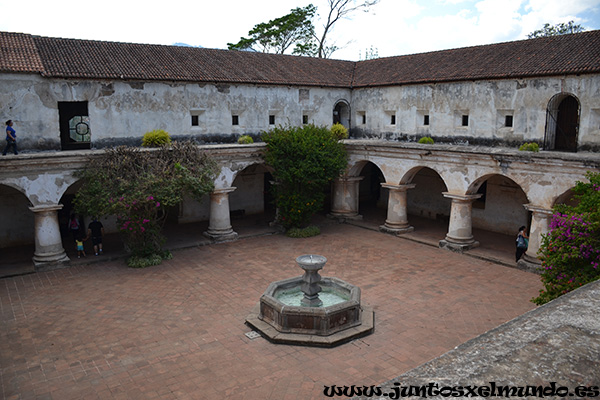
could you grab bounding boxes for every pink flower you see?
[156,202,160,207]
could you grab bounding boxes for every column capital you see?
[442,192,482,202]
[336,176,364,183]
[29,204,64,213]
[523,204,554,216]
[381,183,416,191]
[211,186,237,195]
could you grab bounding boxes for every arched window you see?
[544,93,580,152]
[333,100,350,130]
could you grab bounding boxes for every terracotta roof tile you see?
[352,30,600,87]
[31,35,355,87]
[0,32,44,73]
[1,30,599,87]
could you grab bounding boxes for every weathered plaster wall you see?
[350,75,600,149]
[0,73,351,150]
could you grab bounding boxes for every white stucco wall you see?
[350,75,600,149]
[0,73,352,150]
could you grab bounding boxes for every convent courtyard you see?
[0,220,541,399]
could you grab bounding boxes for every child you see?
[76,235,87,258]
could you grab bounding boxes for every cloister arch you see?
[0,184,34,248]
[467,174,529,235]
[553,188,578,208]
[403,167,450,222]
[230,163,275,219]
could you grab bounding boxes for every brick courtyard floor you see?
[0,222,542,399]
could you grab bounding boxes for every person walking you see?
[515,225,529,262]
[87,217,105,256]
[3,120,18,155]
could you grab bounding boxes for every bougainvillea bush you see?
[74,141,217,266]
[532,171,600,305]
[262,124,347,229]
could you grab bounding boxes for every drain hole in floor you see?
[245,331,262,340]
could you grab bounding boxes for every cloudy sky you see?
[1,0,599,60]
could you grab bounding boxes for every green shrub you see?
[519,142,540,152]
[262,124,347,229]
[238,135,254,144]
[532,171,600,305]
[286,225,321,238]
[418,136,434,144]
[142,129,172,147]
[330,123,348,140]
[126,250,172,268]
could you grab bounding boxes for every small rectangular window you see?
[423,115,429,126]
[362,114,366,125]
[505,115,513,127]
[390,115,396,125]
[191,115,199,126]
[232,115,239,126]
[302,115,309,124]
[269,115,275,125]
[462,115,469,126]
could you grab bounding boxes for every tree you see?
[315,0,379,58]
[228,1,379,58]
[74,141,217,266]
[532,171,600,305]
[228,5,317,55]
[528,21,585,38]
[262,124,347,229]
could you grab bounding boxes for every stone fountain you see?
[246,254,374,347]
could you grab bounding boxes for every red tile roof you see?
[352,30,600,87]
[1,30,599,88]
[0,32,44,73]
[31,35,355,87]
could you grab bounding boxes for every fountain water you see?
[246,254,374,347]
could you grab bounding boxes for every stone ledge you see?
[353,279,600,399]
[246,303,375,348]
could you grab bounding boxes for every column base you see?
[439,239,479,253]
[380,224,414,235]
[327,212,363,222]
[33,252,70,272]
[203,229,238,242]
[517,254,543,274]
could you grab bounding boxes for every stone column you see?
[380,183,415,234]
[30,204,70,271]
[204,187,238,242]
[518,204,553,271]
[329,176,363,220]
[439,193,481,252]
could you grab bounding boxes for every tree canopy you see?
[227,5,316,55]
[228,0,379,58]
[528,21,585,38]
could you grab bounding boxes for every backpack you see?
[516,234,527,249]
[70,218,80,230]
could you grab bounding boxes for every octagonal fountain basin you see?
[245,255,374,347]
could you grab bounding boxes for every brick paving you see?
[0,222,542,399]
